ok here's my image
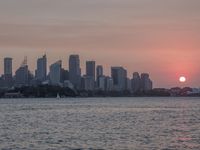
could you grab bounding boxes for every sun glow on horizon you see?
[179,76,186,83]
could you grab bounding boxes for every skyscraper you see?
[4,57,12,76]
[96,65,103,87]
[81,75,95,91]
[86,61,95,80]
[131,72,141,93]
[69,55,81,89]
[49,60,62,85]
[36,54,47,82]
[111,67,127,91]
[15,57,31,87]
[96,65,103,79]
[141,73,153,92]
[4,57,13,87]
[15,65,29,86]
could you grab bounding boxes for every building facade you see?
[69,55,81,89]
[4,57,13,87]
[36,54,47,82]
[49,60,62,85]
[111,67,127,91]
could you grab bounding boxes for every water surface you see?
[0,97,200,150]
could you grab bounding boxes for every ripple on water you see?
[0,97,200,150]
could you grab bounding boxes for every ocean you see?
[0,97,199,150]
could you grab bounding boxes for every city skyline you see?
[0,0,200,88]
[0,54,153,93]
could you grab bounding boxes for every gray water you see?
[0,97,200,150]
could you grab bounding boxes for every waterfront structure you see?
[35,54,47,82]
[141,73,153,92]
[0,54,154,92]
[49,60,62,85]
[131,72,141,93]
[4,57,13,87]
[111,67,127,91]
[69,55,81,89]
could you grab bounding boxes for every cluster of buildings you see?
[0,54,153,93]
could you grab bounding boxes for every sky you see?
[0,0,200,88]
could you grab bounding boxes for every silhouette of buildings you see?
[15,57,32,87]
[69,55,81,89]
[49,60,62,85]
[35,54,47,82]
[111,67,127,91]
[86,61,96,80]
[141,73,153,92]
[96,65,103,88]
[81,75,95,91]
[131,72,141,93]
[0,53,153,93]
[4,57,13,87]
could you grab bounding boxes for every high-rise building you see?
[61,68,69,83]
[36,54,47,82]
[99,76,106,91]
[15,65,29,86]
[86,61,95,80]
[96,65,103,87]
[15,57,31,87]
[96,65,103,79]
[81,75,95,91]
[131,72,141,93]
[69,55,81,89]
[141,73,153,92]
[4,57,13,87]
[105,76,114,91]
[4,57,12,76]
[126,78,132,91]
[49,60,62,85]
[111,67,127,91]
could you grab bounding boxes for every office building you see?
[105,76,114,91]
[131,72,141,93]
[35,54,47,82]
[49,60,62,85]
[126,78,132,91]
[86,61,95,80]
[111,67,127,91]
[96,65,103,87]
[98,76,106,91]
[69,55,81,89]
[4,57,13,87]
[141,73,153,92]
[15,65,29,86]
[81,75,95,91]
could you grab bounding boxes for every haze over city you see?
[0,0,200,88]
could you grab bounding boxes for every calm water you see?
[0,97,200,150]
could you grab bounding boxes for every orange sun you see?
[179,76,186,83]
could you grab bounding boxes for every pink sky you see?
[0,0,200,88]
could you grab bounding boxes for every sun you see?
[179,76,186,83]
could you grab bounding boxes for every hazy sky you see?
[0,0,200,88]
